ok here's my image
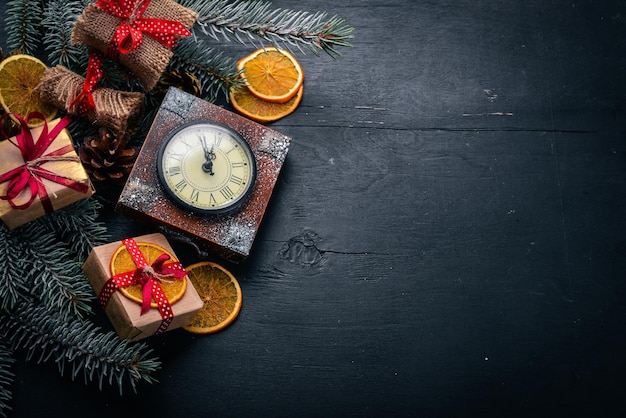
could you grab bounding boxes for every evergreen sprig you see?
[170,36,244,103]
[41,0,90,68]
[0,226,30,311]
[188,0,354,58]
[2,303,161,395]
[44,198,110,260]
[4,0,44,55]
[0,200,160,407]
[1,199,108,321]
[0,341,14,418]
[19,221,94,319]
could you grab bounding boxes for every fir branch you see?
[189,0,354,58]
[2,303,161,395]
[40,0,90,68]
[0,226,31,311]
[43,198,110,260]
[4,0,45,55]
[0,339,15,418]
[169,36,243,103]
[18,222,94,320]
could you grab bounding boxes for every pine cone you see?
[78,127,138,187]
[0,112,20,139]
[153,69,202,100]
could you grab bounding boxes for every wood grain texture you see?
[5,0,626,417]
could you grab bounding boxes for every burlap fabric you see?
[71,0,198,91]
[35,66,145,135]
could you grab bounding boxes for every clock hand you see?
[200,135,210,159]
[200,135,215,175]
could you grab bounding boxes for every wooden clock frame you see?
[116,88,292,263]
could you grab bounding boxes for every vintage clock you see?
[116,88,291,262]
[156,120,257,216]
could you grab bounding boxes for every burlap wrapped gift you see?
[71,0,198,91]
[35,65,145,135]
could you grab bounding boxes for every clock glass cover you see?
[157,120,257,215]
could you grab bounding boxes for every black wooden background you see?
[4,0,626,417]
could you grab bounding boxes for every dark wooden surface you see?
[6,0,626,417]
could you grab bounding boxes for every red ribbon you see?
[0,114,91,213]
[69,51,104,117]
[96,0,192,56]
[99,238,187,334]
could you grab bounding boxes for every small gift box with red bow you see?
[0,115,95,230]
[71,0,198,91]
[82,232,203,341]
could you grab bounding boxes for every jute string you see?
[35,66,144,135]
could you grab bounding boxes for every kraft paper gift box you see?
[0,117,95,229]
[82,232,203,341]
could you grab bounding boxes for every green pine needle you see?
[41,0,90,68]
[170,36,243,103]
[1,303,161,395]
[0,340,15,418]
[0,226,30,311]
[44,198,110,260]
[188,0,354,58]
[4,0,44,55]
[16,220,95,320]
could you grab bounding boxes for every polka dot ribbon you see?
[69,51,104,117]
[99,238,188,334]
[96,0,192,56]
[0,114,90,213]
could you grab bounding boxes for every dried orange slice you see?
[110,242,187,308]
[237,46,304,103]
[0,54,57,127]
[229,84,303,123]
[182,261,242,334]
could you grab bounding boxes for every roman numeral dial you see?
[157,121,257,215]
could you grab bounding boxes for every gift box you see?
[71,0,199,91]
[82,232,203,340]
[35,64,145,135]
[0,116,95,230]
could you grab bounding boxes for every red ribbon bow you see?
[0,114,91,213]
[99,238,187,334]
[96,0,192,55]
[69,51,104,117]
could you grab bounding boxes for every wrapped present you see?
[71,0,198,91]
[82,232,204,340]
[35,62,145,135]
[0,115,95,230]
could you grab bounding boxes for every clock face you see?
[157,120,257,215]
